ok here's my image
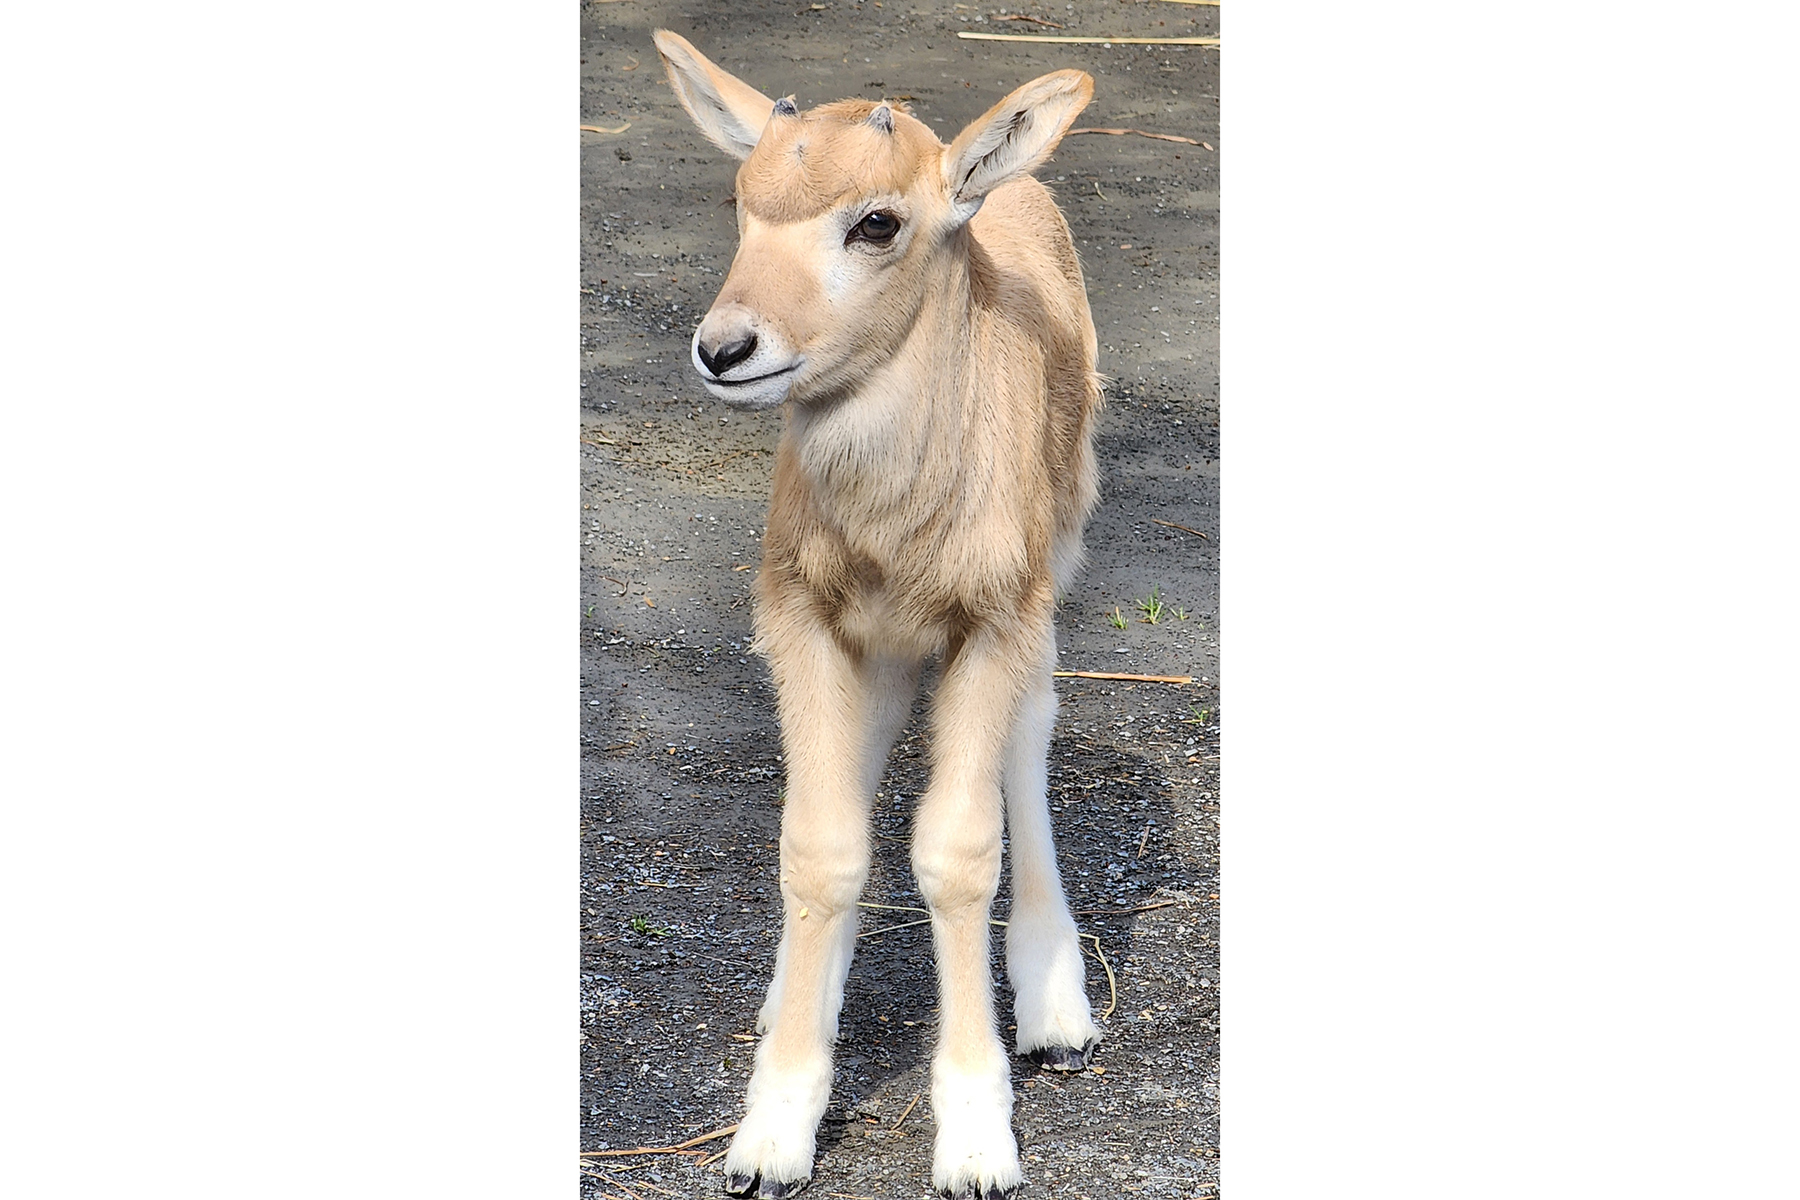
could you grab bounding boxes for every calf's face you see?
[653,30,1093,411]
[692,101,952,411]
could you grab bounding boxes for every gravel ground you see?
[580,2,1219,1195]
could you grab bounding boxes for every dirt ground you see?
[580,2,1219,1196]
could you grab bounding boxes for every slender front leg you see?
[753,651,919,1043]
[1003,633,1102,1067]
[725,617,919,1199]
[913,620,1048,1200]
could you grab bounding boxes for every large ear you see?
[942,70,1094,220]
[652,30,778,161]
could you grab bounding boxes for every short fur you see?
[652,31,1105,1200]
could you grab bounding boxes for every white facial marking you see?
[690,198,915,407]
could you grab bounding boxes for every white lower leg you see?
[929,1043,1020,1197]
[727,906,853,1188]
[916,790,1022,1196]
[1003,668,1101,1055]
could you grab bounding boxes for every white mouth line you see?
[708,365,798,387]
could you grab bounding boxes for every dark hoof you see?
[724,1171,810,1199]
[939,1185,1016,1200]
[1027,1038,1099,1072]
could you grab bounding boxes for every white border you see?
[3,3,574,1196]
[1227,1,1799,1195]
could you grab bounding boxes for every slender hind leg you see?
[1003,634,1102,1068]
[725,636,919,1199]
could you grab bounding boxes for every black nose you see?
[697,332,757,377]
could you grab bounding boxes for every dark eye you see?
[847,210,901,245]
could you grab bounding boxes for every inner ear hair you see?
[958,109,1030,194]
[944,70,1094,208]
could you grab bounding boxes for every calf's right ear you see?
[652,30,778,161]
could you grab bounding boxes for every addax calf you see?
[653,31,1106,1199]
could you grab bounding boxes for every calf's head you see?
[652,31,1093,410]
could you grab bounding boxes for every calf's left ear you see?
[942,70,1094,222]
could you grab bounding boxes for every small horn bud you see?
[866,104,893,134]
[773,96,798,117]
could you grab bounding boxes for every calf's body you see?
[653,32,1105,1198]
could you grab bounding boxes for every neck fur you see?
[783,232,980,530]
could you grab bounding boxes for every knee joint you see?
[913,835,1002,914]
[779,831,866,915]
